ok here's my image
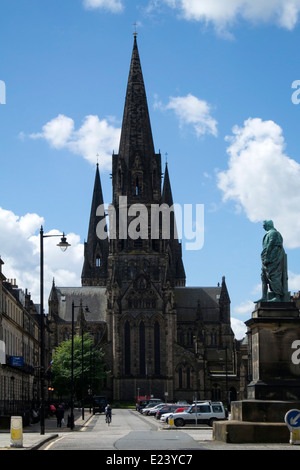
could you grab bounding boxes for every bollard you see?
[290,427,300,445]
[168,414,175,428]
[10,416,23,448]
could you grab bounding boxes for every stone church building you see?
[48,35,242,403]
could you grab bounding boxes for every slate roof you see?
[174,286,222,322]
[53,286,106,323]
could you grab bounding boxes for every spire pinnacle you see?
[117,33,155,168]
[133,22,138,38]
[81,164,109,286]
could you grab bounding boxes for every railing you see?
[0,399,32,426]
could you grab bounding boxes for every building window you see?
[176,364,193,390]
[129,263,135,280]
[132,172,143,196]
[139,321,146,375]
[210,330,217,346]
[124,321,131,375]
[154,321,160,375]
[187,330,193,346]
[96,257,101,267]
[177,329,184,345]
[211,384,221,401]
[178,368,183,389]
[186,367,191,389]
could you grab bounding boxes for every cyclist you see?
[105,404,112,423]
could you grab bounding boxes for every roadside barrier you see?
[168,414,175,428]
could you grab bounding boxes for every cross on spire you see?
[133,22,138,37]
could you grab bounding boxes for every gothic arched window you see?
[129,263,135,280]
[154,321,160,375]
[176,364,193,390]
[211,384,221,401]
[139,321,146,375]
[178,368,183,388]
[124,321,131,375]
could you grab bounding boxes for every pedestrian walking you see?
[56,404,65,427]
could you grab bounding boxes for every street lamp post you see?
[40,225,70,435]
[79,302,88,421]
[70,300,89,430]
[70,301,75,430]
[82,326,84,420]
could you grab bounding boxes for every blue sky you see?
[1,0,300,339]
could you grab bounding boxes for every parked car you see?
[148,398,163,406]
[155,404,182,420]
[139,398,162,413]
[142,403,164,415]
[174,406,190,413]
[170,401,226,427]
[160,406,189,423]
[136,399,148,412]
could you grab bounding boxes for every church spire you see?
[81,164,109,286]
[113,35,161,206]
[118,34,155,166]
[161,163,173,206]
[161,162,186,286]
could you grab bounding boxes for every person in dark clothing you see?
[55,404,65,427]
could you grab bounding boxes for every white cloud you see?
[83,0,124,13]
[234,299,255,317]
[161,0,300,33]
[33,114,74,149]
[30,114,121,171]
[0,208,83,306]
[288,271,300,293]
[217,117,300,249]
[231,317,247,340]
[155,93,218,137]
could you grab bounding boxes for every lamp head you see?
[57,233,71,252]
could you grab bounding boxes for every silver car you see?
[170,402,226,427]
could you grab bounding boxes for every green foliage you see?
[51,333,107,400]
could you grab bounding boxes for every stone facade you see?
[246,301,300,400]
[0,257,41,423]
[48,36,243,404]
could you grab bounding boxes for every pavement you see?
[0,408,93,450]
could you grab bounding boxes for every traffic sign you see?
[285,409,300,445]
[285,409,300,429]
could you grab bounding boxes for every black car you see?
[92,396,107,414]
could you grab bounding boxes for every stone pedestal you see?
[213,301,300,443]
[213,400,299,443]
[246,301,300,400]
[231,399,300,422]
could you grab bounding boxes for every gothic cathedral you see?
[48,35,240,403]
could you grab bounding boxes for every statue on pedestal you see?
[256,220,289,302]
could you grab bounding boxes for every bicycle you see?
[105,413,111,425]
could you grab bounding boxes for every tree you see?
[51,333,107,402]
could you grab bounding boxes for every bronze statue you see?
[256,220,289,302]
